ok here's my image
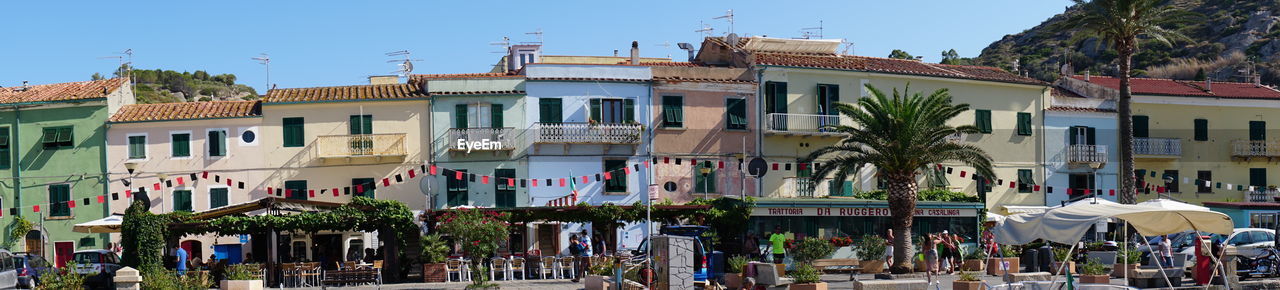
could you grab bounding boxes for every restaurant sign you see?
[753,207,977,217]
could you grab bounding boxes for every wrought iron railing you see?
[531,122,642,144]
[316,133,406,158]
[1134,137,1181,156]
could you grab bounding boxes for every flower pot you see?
[423,263,447,283]
[1080,274,1110,284]
[952,280,985,290]
[1051,261,1075,275]
[1110,263,1137,278]
[986,257,1020,275]
[725,273,743,289]
[859,260,885,274]
[584,275,611,290]
[961,259,985,271]
[789,282,828,290]
[220,280,264,290]
[775,264,786,276]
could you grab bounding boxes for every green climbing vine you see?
[4,215,32,250]
[121,199,169,270]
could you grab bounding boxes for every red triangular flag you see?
[960,171,967,177]
[430,165,438,175]
[559,178,566,187]
[1157,186,1165,193]
[719,161,725,169]
[604,172,612,180]
[202,171,209,179]
[68,200,76,208]
[97,195,105,203]
[691,159,697,166]
[624,167,632,174]
[32,205,39,212]
[125,189,132,198]
[772,163,779,170]
[267,187,273,195]
[1110,189,1116,196]
[1009,181,1016,189]
[482,176,490,184]
[332,188,339,196]
[664,157,670,164]
[581,176,589,184]
[644,161,650,168]
[177,177,185,185]
[153,183,161,190]
[383,178,390,186]
[356,185,365,193]
[287,189,294,197]
[532,179,539,187]
[455,171,463,180]
[507,178,515,187]
[226,178,232,186]
[1084,189,1091,195]
[408,169,416,179]
[1067,188,1074,195]
[1033,185,1041,191]
[309,190,316,198]
[798,163,807,170]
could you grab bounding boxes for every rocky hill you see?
[94,65,258,103]
[977,0,1280,84]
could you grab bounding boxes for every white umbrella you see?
[73,214,124,233]
[993,198,1232,245]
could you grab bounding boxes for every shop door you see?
[24,230,42,257]
[180,240,203,262]
[54,242,73,268]
[214,244,243,265]
[537,224,559,256]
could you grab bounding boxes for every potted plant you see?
[220,263,263,290]
[915,253,928,272]
[788,264,826,290]
[725,255,749,289]
[437,208,510,289]
[960,245,986,271]
[584,262,615,290]
[1079,258,1110,284]
[986,246,1020,275]
[854,235,887,273]
[421,233,450,283]
[1112,249,1141,278]
[793,237,836,265]
[952,271,984,290]
[1050,247,1075,275]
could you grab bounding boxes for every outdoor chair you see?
[490,257,510,281]
[540,256,558,279]
[559,256,577,279]
[446,259,467,282]
[509,257,525,280]
[372,260,384,284]
[301,262,322,287]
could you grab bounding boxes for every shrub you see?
[437,209,509,287]
[35,267,86,290]
[142,268,209,290]
[1052,247,1072,262]
[1079,258,1108,275]
[224,263,261,280]
[999,245,1019,258]
[590,263,614,276]
[1116,249,1142,264]
[421,234,449,264]
[727,256,749,273]
[855,235,887,260]
[851,189,979,202]
[958,271,981,281]
[962,245,987,260]
[792,237,835,264]
[788,264,822,284]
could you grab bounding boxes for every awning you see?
[73,214,124,233]
[1002,205,1050,214]
[994,198,1233,245]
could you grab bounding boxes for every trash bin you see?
[1039,247,1055,273]
[710,251,725,280]
[1021,250,1039,272]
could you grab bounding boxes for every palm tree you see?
[805,84,994,273]
[1056,0,1191,203]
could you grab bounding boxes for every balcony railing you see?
[1066,144,1107,164]
[765,113,845,135]
[1248,190,1280,202]
[765,177,834,198]
[532,122,641,144]
[316,133,406,158]
[1233,140,1280,157]
[447,127,515,152]
[1133,137,1181,156]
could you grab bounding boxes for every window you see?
[171,133,190,158]
[349,115,373,135]
[661,96,684,128]
[495,169,516,208]
[1016,112,1032,136]
[285,180,307,201]
[1251,168,1267,190]
[1252,213,1278,230]
[447,169,468,207]
[1017,169,1034,193]
[173,190,192,212]
[127,135,146,159]
[491,104,504,128]
[1197,171,1213,193]
[726,98,748,130]
[352,178,376,198]
[48,184,70,217]
[456,103,502,129]
[538,98,562,123]
[209,188,228,209]
[590,99,634,124]
[974,110,992,134]
[1068,174,1095,195]
[41,127,73,149]
[1068,126,1096,145]
[604,160,627,193]
[0,127,9,169]
[817,84,838,115]
[207,130,227,157]
[764,81,788,114]
[695,161,716,194]
[454,104,468,129]
[1251,121,1267,141]
[976,175,990,195]
[1135,170,1148,194]
[282,117,305,147]
[1132,115,1149,138]
[1194,119,1208,141]
[1163,170,1179,193]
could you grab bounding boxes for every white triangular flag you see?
[1183,177,1190,184]
[1205,181,1211,187]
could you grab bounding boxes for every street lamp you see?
[123,162,149,208]
[699,166,712,199]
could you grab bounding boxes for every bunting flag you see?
[559,178,566,187]
[532,179,539,187]
[455,171,464,180]
[153,183,161,191]
[202,171,209,179]
[395,174,404,183]
[482,176,489,184]
[520,179,527,188]
[719,161,725,169]
[507,178,515,187]
[32,205,39,213]
[177,177,185,185]
[97,195,105,203]
[408,169,416,179]
[644,161,650,168]
[604,172,612,180]
[125,189,132,198]
[356,185,365,193]
[309,190,316,198]
[382,178,391,186]
[333,188,340,197]
[430,165,438,175]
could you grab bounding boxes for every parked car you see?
[12,253,49,288]
[633,225,713,282]
[1142,228,1275,269]
[72,250,122,288]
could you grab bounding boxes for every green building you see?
[0,78,133,268]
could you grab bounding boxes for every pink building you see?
[649,65,758,202]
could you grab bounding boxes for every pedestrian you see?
[578,233,592,281]
[568,235,585,282]
[593,233,608,256]
[1158,234,1174,267]
[743,232,759,260]
[768,226,787,264]
[244,252,252,263]
[174,246,189,276]
[925,234,940,275]
[949,234,963,272]
[884,229,894,266]
[363,248,376,263]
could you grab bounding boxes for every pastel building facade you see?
[419,73,529,208]
[649,66,758,202]
[1040,85,1120,207]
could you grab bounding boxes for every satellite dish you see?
[747,157,768,178]
[726,33,740,46]
[402,60,414,73]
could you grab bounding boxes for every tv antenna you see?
[524,28,544,45]
[490,36,511,54]
[251,53,271,92]
[800,21,824,39]
[98,48,134,78]
[713,9,735,35]
[841,41,856,55]
[655,42,673,59]
[695,21,715,38]
[386,50,423,76]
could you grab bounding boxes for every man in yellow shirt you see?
[768,225,787,264]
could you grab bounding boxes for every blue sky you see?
[0,0,1071,92]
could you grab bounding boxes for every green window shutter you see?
[604,160,627,192]
[209,188,229,208]
[57,127,72,143]
[662,96,683,127]
[1194,119,1208,141]
[362,116,373,134]
[773,82,788,114]
[539,98,562,123]
[495,169,516,208]
[695,163,716,193]
[0,127,9,169]
[352,178,376,198]
[174,190,192,212]
[1086,127,1097,145]
[128,136,146,159]
[1251,121,1267,141]
[447,170,468,207]
[1132,115,1149,138]
[975,110,992,133]
[1068,127,1081,145]
[1017,112,1032,136]
[1251,168,1267,187]
[624,99,636,123]
[171,133,190,157]
[42,128,57,143]
[285,180,308,201]
[491,104,504,128]
[590,99,602,123]
[1017,169,1033,193]
[454,104,468,129]
[50,184,70,217]
[817,84,838,115]
[208,130,226,156]
[727,98,747,129]
[283,117,304,147]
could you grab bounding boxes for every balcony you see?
[316,133,407,161]
[1248,190,1280,202]
[765,113,847,136]
[1066,144,1107,165]
[447,127,515,154]
[1133,137,1181,157]
[1233,140,1280,158]
[766,177,834,198]
[531,122,642,145]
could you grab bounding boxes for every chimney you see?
[1084,71,1091,82]
[630,41,640,65]
[1205,79,1212,92]
[613,50,619,57]
[368,75,399,85]
[1256,75,1263,87]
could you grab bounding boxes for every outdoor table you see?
[322,269,380,286]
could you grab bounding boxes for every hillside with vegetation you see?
[976,0,1280,84]
[93,65,258,103]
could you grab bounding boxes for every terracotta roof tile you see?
[1050,87,1085,99]
[1070,75,1280,99]
[429,90,526,96]
[752,53,1046,85]
[410,72,520,80]
[0,78,128,104]
[526,77,648,82]
[110,101,261,123]
[1045,106,1116,113]
[263,83,426,103]
[653,76,756,84]
[614,61,701,67]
